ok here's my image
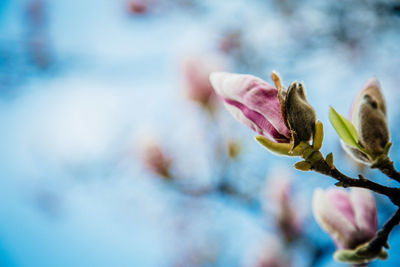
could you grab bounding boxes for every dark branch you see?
[366,208,400,254]
[301,149,400,206]
[371,156,400,184]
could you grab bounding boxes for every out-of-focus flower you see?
[209,72,316,150]
[242,239,290,267]
[140,137,172,179]
[263,172,301,243]
[25,0,51,69]
[182,55,224,111]
[312,187,378,250]
[218,30,242,54]
[127,0,154,15]
[227,139,241,159]
[341,78,390,164]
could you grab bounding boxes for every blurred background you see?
[1,0,400,266]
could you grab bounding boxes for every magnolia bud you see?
[285,81,316,149]
[312,188,378,250]
[343,78,390,164]
[210,71,318,155]
[242,239,290,267]
[140,137,172,179]
[127,0,153,15]
[263,173,301,243]
[355,82,389,156]
[210,72,291,143]
[183,55,224,112]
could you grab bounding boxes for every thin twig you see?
[366,208,400,254]
[371,156,400,184]
[301,148,400,206]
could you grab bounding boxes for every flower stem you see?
[299,146,400,261]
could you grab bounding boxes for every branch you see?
[366,208,400,254]
[299,147,400,206]
[371,155,400,184]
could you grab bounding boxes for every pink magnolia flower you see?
[343,77,390,164]
[209,72,291,143]
[210,71,316,150]
[312,187,378,250]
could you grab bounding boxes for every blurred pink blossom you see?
[25,0,51,68]
[140,137,172,179]
[242,239,290,267]
[126,0,154,15]
[263,172,301,243]
[182,56,224,110]
[312,187,378,249]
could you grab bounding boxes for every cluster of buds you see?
[209,70,395,264]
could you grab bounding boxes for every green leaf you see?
[255,136,309,157]
[333,247,388,264]
[255,135,294,156]
[329,107,359,149]
[326,152,334,168]
[312,121,324,150]
[334,249,370,264]
[294,161,312,171]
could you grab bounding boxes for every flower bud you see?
[242,239,290,267]
[312,188,378,250]
[127,0,153,15]
[285,81,317,149]
[263,173,301,243]
[140,137,172,179]
[209,72,291,143]
[182,56,224,111]
[343,78,390,164]
[210,71,318,154]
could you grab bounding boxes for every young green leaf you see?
[329,107,359,149]
[313,121,324,150]
[255,135,294,156]
[326,152,334,168]
[255,135,310,157]
[294,161,312,171]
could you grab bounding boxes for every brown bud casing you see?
[285,81,316,149]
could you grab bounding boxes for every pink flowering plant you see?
[210,71,400,264]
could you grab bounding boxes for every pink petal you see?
[312,188,358,249]
[350,188,378,240]
[182,56,222,104]
[210,72,290,142]
[326,189,357,227]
